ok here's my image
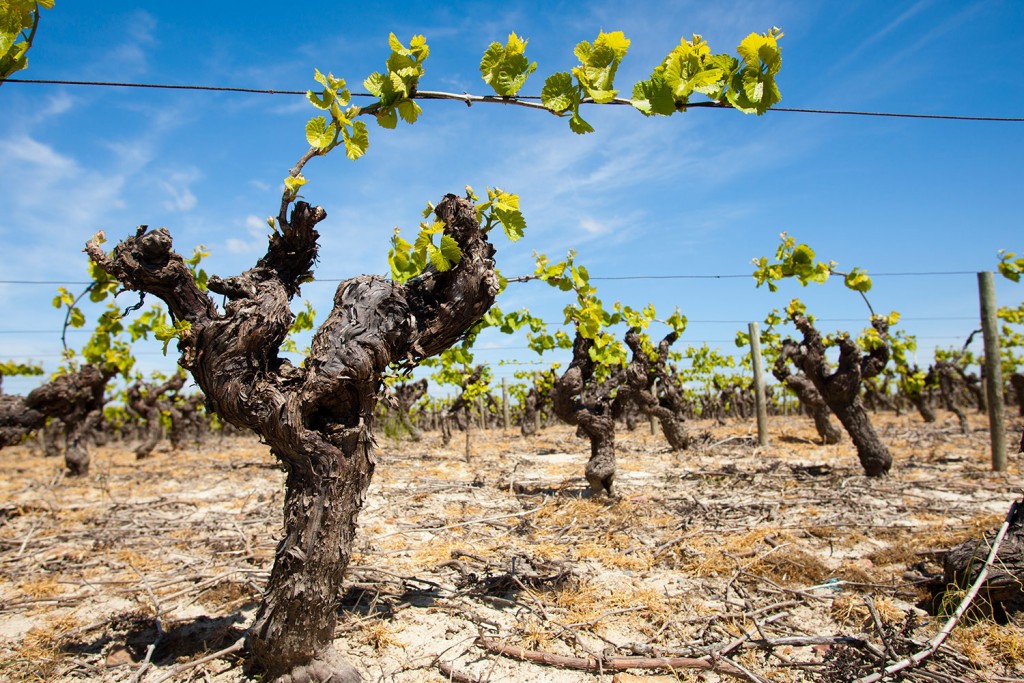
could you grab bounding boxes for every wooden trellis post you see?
[748,321,769,447]
[977,271,1007,471]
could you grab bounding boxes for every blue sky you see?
[1,0,1022,397]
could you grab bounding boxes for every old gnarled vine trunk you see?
[617,329,690,450]
[772,342,843,445]
[0,364,112,475]
[786,314,892,476]
[87,194,499,682]
[551,334,616,496]
[127,372,186,459]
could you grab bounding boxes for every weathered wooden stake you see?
[978,271,1007,471]
[748,322,769,447]
[477,396,486,430]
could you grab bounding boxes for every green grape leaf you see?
[541,72,576,112]
[727,29,783,115]
[284,174,307,194]
[342,121,369,159]
[568,112,594,134]
[68,307,85,328]
[376,107,398,129]
[364,71,386,97]
[844,267,873,293]
[439,234,462,266]
[305,116,337,149]
[480,32,537,97]
[630,74,676,116]
[397,99,421,124]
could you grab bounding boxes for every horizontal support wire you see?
[6,78,1024,122]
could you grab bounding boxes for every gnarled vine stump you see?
[617,329,690,450]
[87,193,499,682]
[784,315,892,476]
[0,364,112,475]
[773,343,843,445]
[551,334,617,496]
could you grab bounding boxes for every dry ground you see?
[1,411,1022,682]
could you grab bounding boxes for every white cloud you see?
[225,237,255,254]
[579,217,611,235]
[245,215,267,231]
[42,92,74,117]
[0,134,76,178]
[100,10,158,78]
[224,214,272,253]
[159,168,200,212]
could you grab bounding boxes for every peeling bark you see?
[785,315,892,476]
[551,334,616,496]
[87,194,499,681]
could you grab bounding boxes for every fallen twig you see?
[853,495,1023,683]
[435,658,484,683]
[477,635,766,682]
[384,504,546,536]
[148,637,245,683]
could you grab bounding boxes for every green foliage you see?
[879,325,930,397]
[533,251,669,372]
[281,301,316,355]
[422,349,492,403]
[473,187,526,243]
[127,305,191,355]
[858,311,900,354]
[843,267,872,293]
[631,28,782,117]
[0,0,53,82]
[997,249,1024,283]
[753,234,874,299]
[542,30,631,134]
[364,33,429,128]
[664,308,688,338]
[480,32,536,97]
[389,188,526,284]
[184,245,210,291]
[301,32,427,178]
[753,234,834,291]
[677,343,737,392]
[734,309,783,366]
[728,29,784,114]
[0,359,44,377]
[304,68,368,162]
[387,220,461,282]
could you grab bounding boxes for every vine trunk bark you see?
[87,194,499,682]
[0,364,112,475]
[773,344,842,445]
[551,334,616,496]
[787,315,892,476]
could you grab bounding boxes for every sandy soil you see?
[0,410,1022,682]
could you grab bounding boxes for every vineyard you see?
[3,3,1024,683]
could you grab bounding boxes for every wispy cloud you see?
[224,214,271,254]
[159,168,200,212]
[99,10,158,78]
